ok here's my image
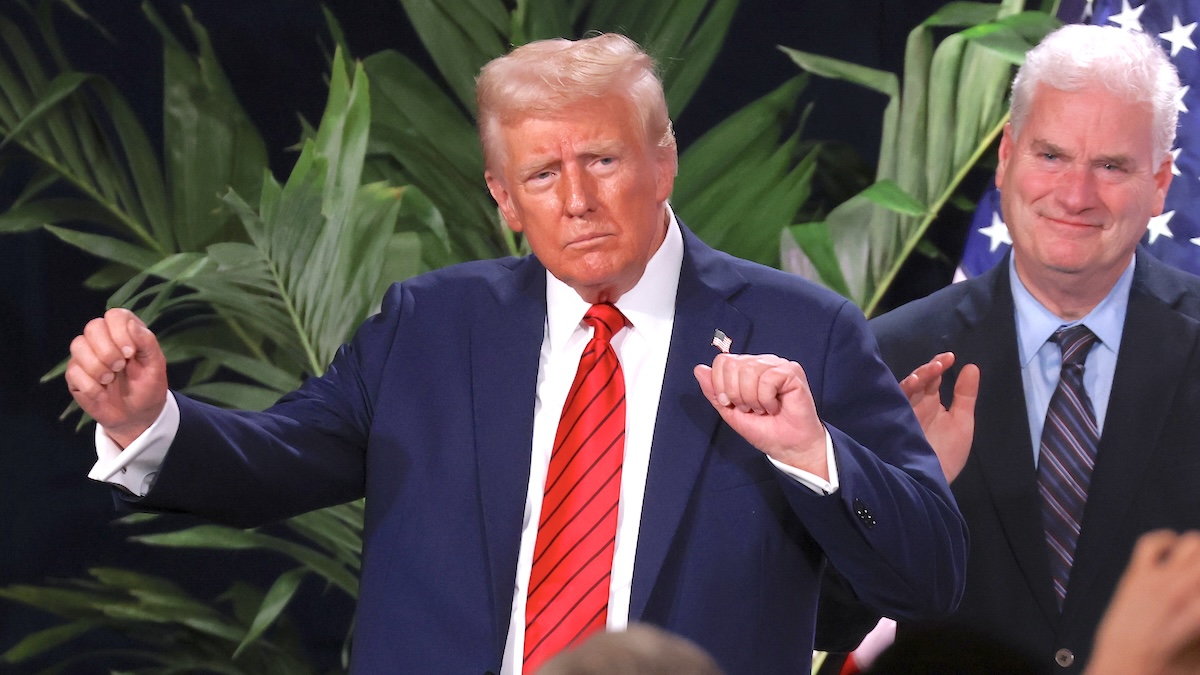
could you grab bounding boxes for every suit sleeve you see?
[124,284,411,527]
[779,300,967,620]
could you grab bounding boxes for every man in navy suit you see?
[831,24,1200,674]
[66,34,965,673]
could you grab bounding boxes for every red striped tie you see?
[524,303,627,671]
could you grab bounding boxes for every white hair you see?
[1010,24,1180,162]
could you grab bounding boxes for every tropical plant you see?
[781,0,1062,316]
[0,7,382,664]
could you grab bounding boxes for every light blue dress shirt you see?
[1010,255,1134,466]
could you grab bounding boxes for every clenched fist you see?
[65,308,168,448]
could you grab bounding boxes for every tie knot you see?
[1052,325,1098,366]
[584,303,626,342]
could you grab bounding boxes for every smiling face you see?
[484,95,676,304]
[996,83,1173,316]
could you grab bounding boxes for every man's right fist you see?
[65,308,169,448]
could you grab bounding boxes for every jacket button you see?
[852,498,877,529]
[1054,648,1074,667]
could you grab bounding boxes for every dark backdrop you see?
[0,0,974,670]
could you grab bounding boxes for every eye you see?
[1041,152,1058,161]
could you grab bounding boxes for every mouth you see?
[566,232,614,249]
[1042,215,1100,229]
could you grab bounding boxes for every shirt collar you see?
[1010,253,1134,367]
[545,205,684,351]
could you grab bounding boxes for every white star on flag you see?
[1159,16,1197,56]
[1108,0,1145,31]
[1148,210,1176,244]
[1177,84,1190,114]
[1172,148,1183,176]
[1191,236,1200,248]
[979,212,1012,252]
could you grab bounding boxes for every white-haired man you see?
[850,23,1200,673]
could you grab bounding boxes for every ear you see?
[654,146,677,203]
[1150,151,1174,216]
[995,123,1014,190]
[485,170,523,233]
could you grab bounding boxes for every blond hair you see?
[476,33,677,171]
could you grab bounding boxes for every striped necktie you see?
[1038,324,1100,609]
[524,303,627,671]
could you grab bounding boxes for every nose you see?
[561,162,596,217]
[1055,163,1098,213]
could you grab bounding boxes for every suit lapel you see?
[628,228,750,620]
[955,263,1060,625]
[1065,253,1200,618]
[471,257,547,653]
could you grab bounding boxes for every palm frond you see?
[781,1,1060,316]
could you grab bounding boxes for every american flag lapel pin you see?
[711,329,732,353]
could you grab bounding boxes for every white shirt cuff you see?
[768,427,839,495]
[87,393,179,497]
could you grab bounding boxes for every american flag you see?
[711,329,732,353]
[959,0,1200,279]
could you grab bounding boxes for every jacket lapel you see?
[955,262,1060,625]
[1064,252,1200,618]
[628,228,750,620]
[471,257,548,653]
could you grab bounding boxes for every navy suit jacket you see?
[868,250,1200,672]
[135,226,966,673]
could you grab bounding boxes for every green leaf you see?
[783,222,851,298]
[233,568,307,658]
[182,382,284,411]
[285,510,362,570]
[860,179,928,217]
[511,0,572,43]
[915,238,951,264]
[363,50,498,262]
[0,71,89,150]
[647,0,741,118]
[44,225,161,269]
[675,76,806,208]
[778,46,899,98]
[144,2,268,252]
[130,527,359,597]
[0,620,94,663]
[88,79,172,252]
[112,512,160,526]
[924,1,1002,27]
[171,345,301,393]
[396,0,508,110]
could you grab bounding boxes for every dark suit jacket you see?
[868,250,1200,672]
[133,226,966,673]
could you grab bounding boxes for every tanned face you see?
[485,96,675,304]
